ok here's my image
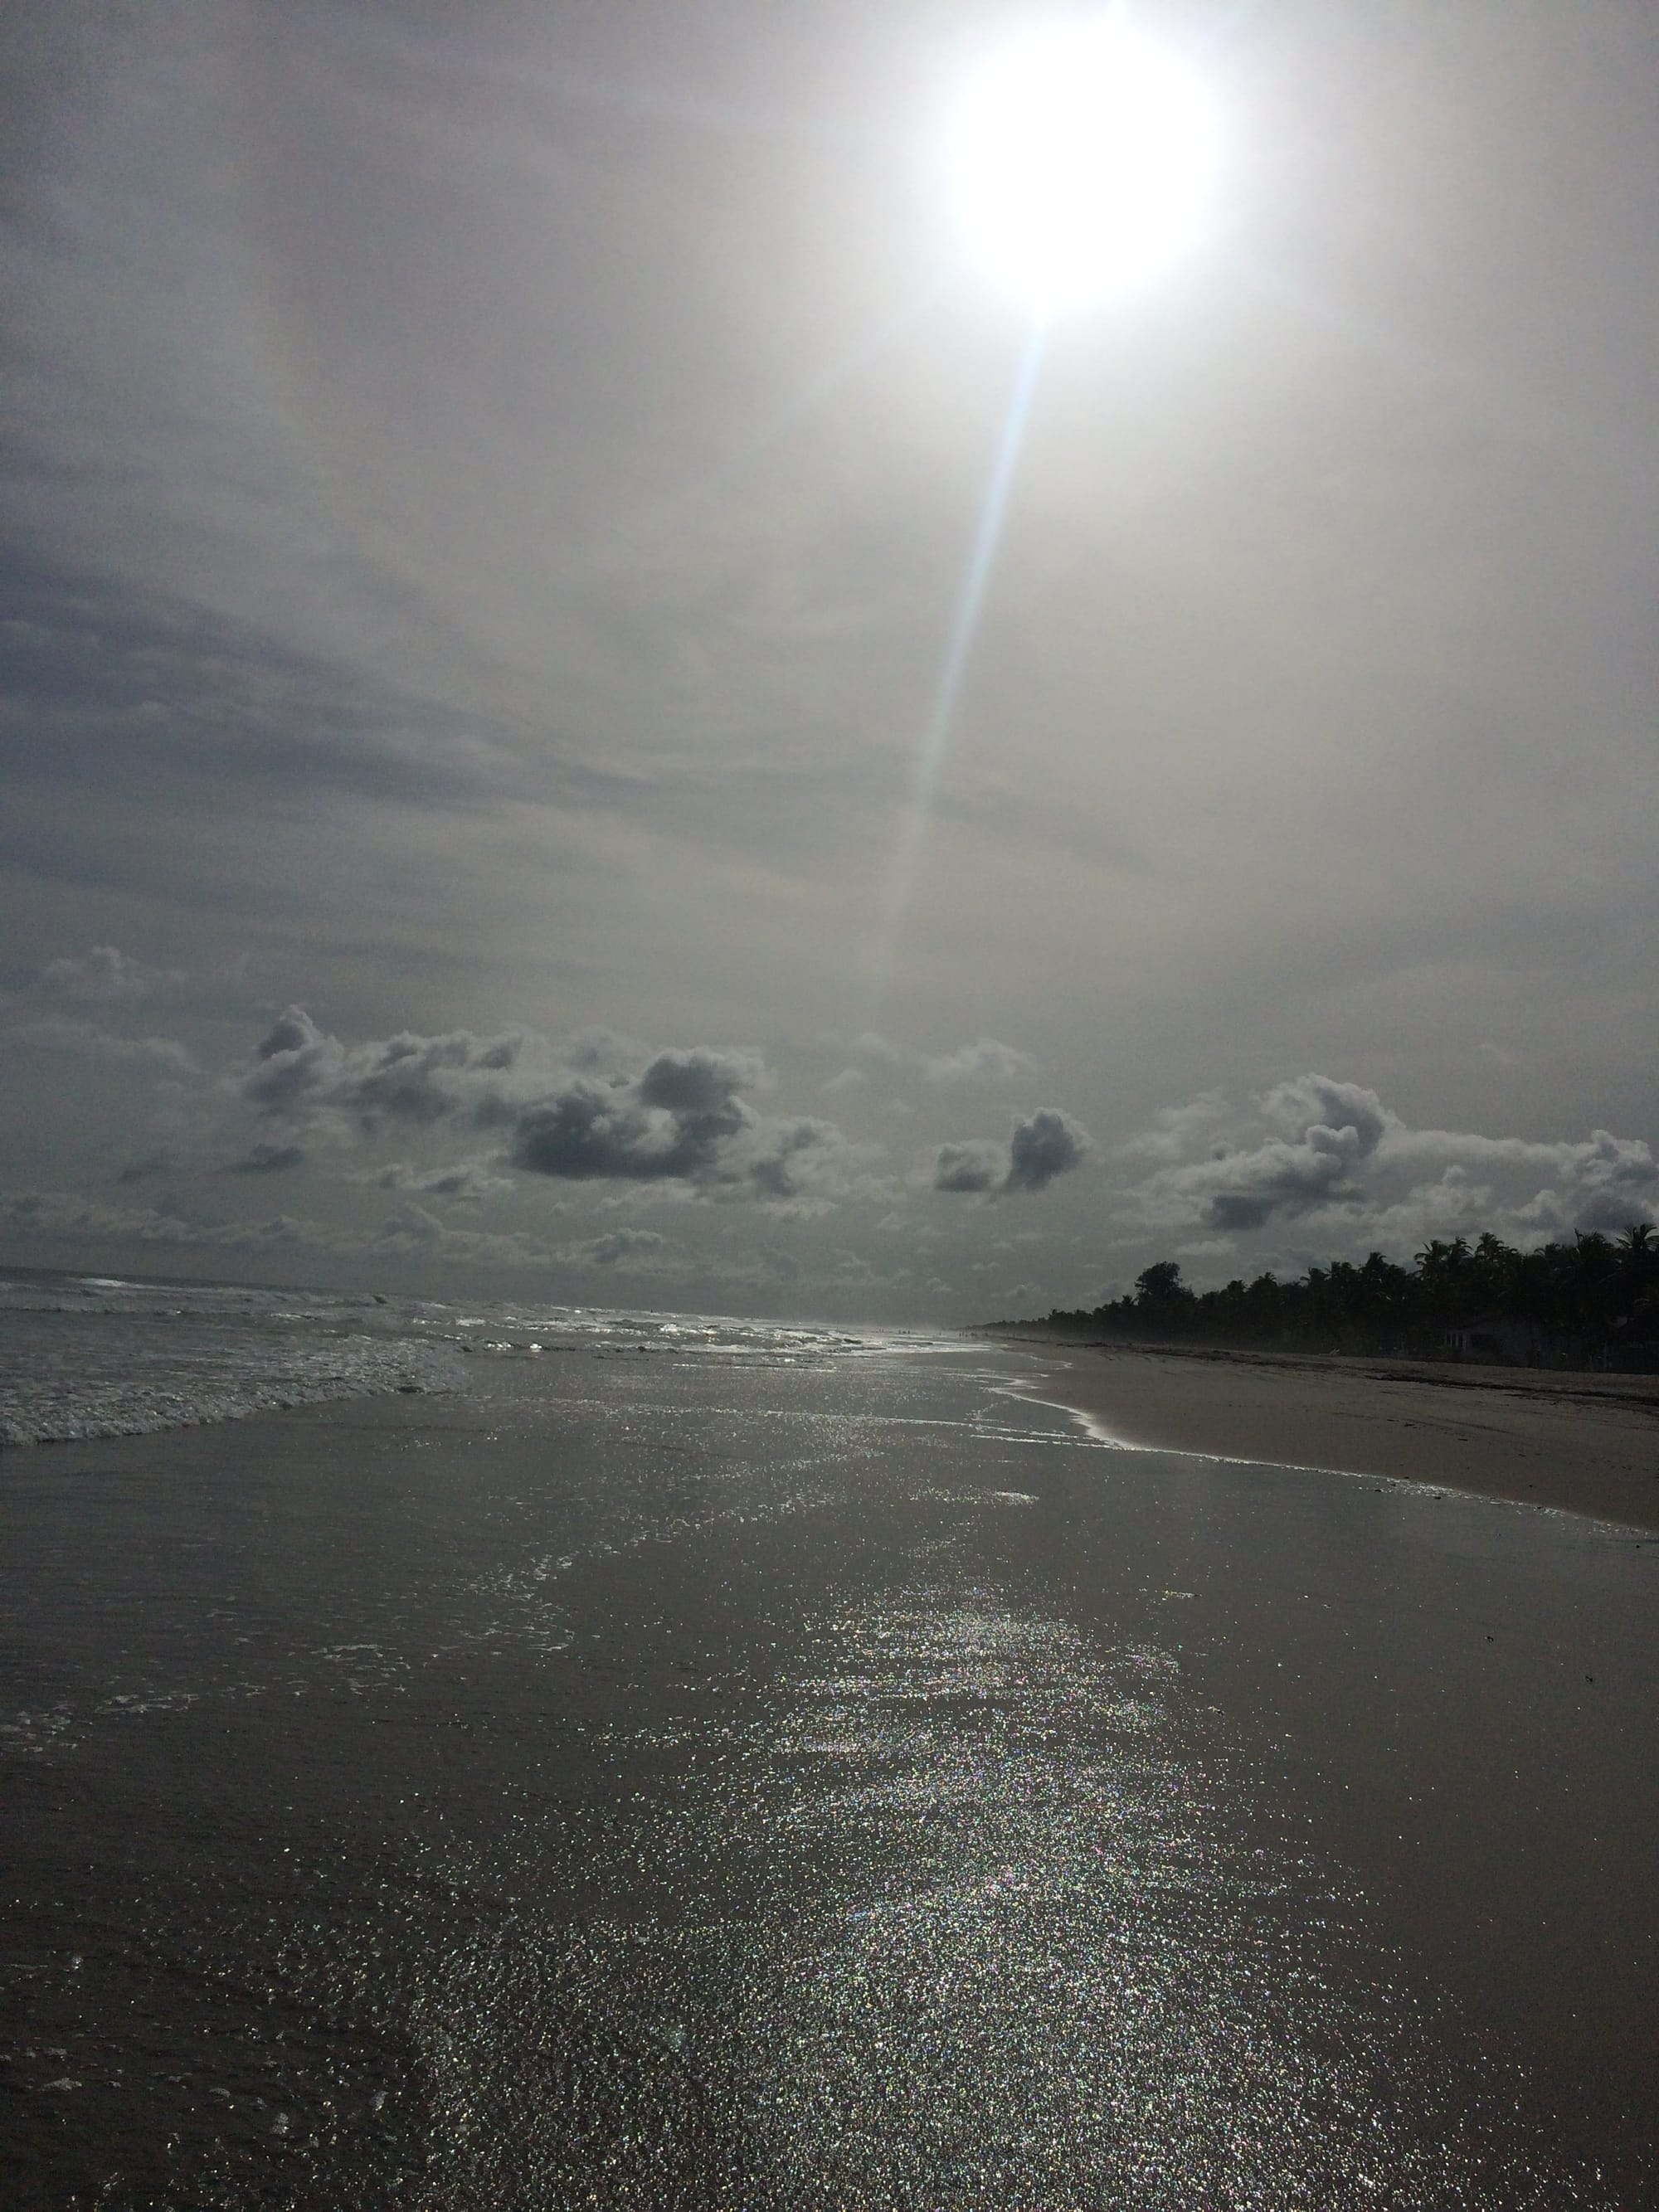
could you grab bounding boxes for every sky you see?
[2,0,1656,1322]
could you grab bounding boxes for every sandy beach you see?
[997,1335,1659,1531]
[5,1333,1657,2202]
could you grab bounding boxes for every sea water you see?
[0,1267,882,1446]
[2,1269,1655,2207]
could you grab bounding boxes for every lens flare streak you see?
[873,323,1046,1000]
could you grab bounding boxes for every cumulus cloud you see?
[933,1140,1004,1194]
[933,1109,1092,1197]
[241,1007,347,1117]
[923,1037,1041,1087]
[230,1009,886,1209]
[1126,1072,1657,1247]
[1136,1075,1394,1230]
[241,1007,544,1130]
[1116,1091,1230,1164]
[512,1051,872,1205]
[1005,1108,1092,1193]
[1262,1074,1394,1159]
[36,946,186,1003]
[1198,1135,1366,1231]
[511,1048,761,1183]
[241,1018,802,1188]
[740,1116,878,1205]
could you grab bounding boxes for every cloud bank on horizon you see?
[0,953,1652,1318]
[0,2,1654,1315]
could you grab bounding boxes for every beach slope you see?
[998,1339,1659,1531]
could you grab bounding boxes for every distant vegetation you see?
[996,1226,1659,1371]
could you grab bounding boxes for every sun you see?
[946,19,1216,314]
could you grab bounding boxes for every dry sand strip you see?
[990,1337,1659,1533]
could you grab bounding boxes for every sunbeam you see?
[868,321,1047,1010]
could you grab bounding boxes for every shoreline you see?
[987,1334,1659,1533]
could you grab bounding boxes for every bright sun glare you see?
[947,19,1216,314]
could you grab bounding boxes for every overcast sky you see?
[2,0,1655,1320]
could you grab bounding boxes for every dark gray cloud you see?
[238,1012,862,1204]
[226,1140,306,1176]
[555,1228,676,1271]
[932,1140,1004,1194]
[0,1189,305,1254]
[242,1008,344,1118]
[116,1151,181,1185]
[1205,1191,1277,1232]
[242,1008,536,1131]
[512,1048,758,1183]
[1196,1130,1370,1230]
[1138,1077,1394,1230]
[372,1158,512,1203]
[509,1047,857,1201]
[348,1029,533,1130]
[743,1117,852,1201]
[934,1110,1092,1197]
[1005,1109,1092,1194]
[1557,1188,1655,1237]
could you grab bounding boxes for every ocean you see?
[2,1268,1655,2208]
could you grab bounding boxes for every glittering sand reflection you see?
[742,1586,1597,2209]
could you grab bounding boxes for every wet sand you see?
[5,1343,1657,2203]
[995,1335,1659,1531]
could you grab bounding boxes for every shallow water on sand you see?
[2,1332,1655,2207]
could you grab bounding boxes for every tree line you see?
[1003,1225,1659,1370]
